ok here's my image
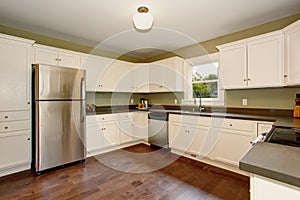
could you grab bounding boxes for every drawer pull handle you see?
[4,126,8,129]
[4,116,8,119]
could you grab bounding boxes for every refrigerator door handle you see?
[80,77,86,100]
[80,78,86,123]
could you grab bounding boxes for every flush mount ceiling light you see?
[132,6,154,31]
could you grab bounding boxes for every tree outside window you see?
[192,62,218,99]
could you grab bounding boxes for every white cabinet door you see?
[156,57,184,92]
[132,64,149,93]
[188,126,210,157]
[86,123,102,153]
[80,55,113,91]
[247,35,283,88]
[116,60,134,92]
[58,51,79,68]
[35,47,58,65]
[149,57,184,92]
[34,45,80,68]
[251,175,300,200]
[219,44,247,89]
[149,63,166,92]
[98,60,118,91]
[101,122,118,148]
[118,120,134,144]
[284,20,300,85]
[169,122,187,152]
[132,112,148,141]
[213,129,254,166]
[0,131,30,174]
[0,38,32,111]
[169,122,198,153]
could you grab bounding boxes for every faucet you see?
[193,94,205,112]
[198,93,205,112]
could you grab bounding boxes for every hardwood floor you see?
[0,144,249,200]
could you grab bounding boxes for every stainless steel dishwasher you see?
[148,111,169,149]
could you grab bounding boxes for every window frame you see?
[183,53,224,106]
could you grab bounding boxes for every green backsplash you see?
[86,92,184,106]
[225,87,300,109]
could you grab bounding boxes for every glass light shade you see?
[133,12,154,30]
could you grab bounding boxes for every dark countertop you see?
[239,142,300,187]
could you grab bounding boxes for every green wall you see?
[225,87,300,109]
[86,92,184,106]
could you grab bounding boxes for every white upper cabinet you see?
[0,34,34,111]
[219,44,247,88]
[80,54,116,91]
[218,31,284,89]
[116,61,149,93]
[283,19,300,86]
[116,60,135,92]
[34,44,80,68]
[149,57,184,92]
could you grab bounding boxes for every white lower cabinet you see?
[169,115,212,157]
[118,120,134,144]
[213,128,255,166]
[86,112,149,156]
[86,115,119,156]
[169,114,261,170]
[101,122,119,148]
[132,111,148,142]
[251,175,300,200]
[0,130,30,177]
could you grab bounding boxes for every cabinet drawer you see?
[86,115,97,124]
[96,114,116,122]
[0,111,29,122]
[169,114,211,126]
[0,121,30,133]
[213,118,256,132]
[116,112,132,121]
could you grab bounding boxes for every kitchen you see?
[1,0,300,199]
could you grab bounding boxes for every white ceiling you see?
[1,0,300,59]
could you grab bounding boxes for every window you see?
[192,62,218,98]
[183,53,224,106]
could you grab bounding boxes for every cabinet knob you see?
[243,79,247,81]
[27,102,30,105]
[27,138,30,141]
[4,116,8,119]
[248,78,250,81]
[284,75,287,78]
[229,124,233,127]
[4,126,8,130]
[58,58,62,61]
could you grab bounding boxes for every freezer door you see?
[34,64,85,100]
[35,101,86,172]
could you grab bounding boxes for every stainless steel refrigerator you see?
[32,64,86,174]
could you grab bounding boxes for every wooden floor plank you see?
[0,144,249,200]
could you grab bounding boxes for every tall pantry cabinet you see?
[0,34,34,177]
